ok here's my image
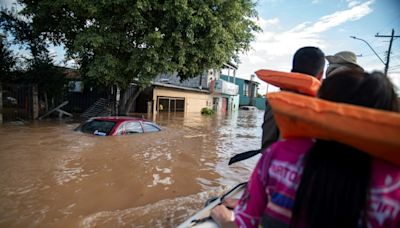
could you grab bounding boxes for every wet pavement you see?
[0,110,263,227]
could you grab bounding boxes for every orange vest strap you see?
[267,91,400,165]
[256,69,320,96]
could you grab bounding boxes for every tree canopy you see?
[2,0,260,114]
[1,10,66,107]
[0,40,17,82]
[11,0,259,89]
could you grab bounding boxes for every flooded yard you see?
[0,110,263,227]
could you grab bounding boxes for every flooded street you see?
[0,110,263,227]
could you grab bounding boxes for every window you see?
[68,81,84,92]
[243,83,249,96]
[81,120,116,135]
[142,123,160,133]
[124,122,143,134]
[115,123,125,135]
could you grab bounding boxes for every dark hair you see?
[317,70,399,111]
[292,47,325,77]
[291,70,399,228]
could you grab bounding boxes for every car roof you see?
[91,116,152,124]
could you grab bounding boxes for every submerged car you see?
[76,116,161,136]
[240,106,258,111]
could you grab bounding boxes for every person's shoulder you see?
[272,138,314,151]
[264,138,314,160]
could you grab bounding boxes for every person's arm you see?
[211,146,274,227]
[261,100,280,150]
[235,148,273,227]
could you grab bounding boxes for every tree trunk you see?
[118,87,143,115]
[117,88,125,115]
[44,92,48,112]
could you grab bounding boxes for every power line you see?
[358,51,387,58]
[376,29,400,75]
[350,36,386,65]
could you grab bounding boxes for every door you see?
[157,97,185,112]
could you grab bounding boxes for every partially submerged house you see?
[135,63,239,114]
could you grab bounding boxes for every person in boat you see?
[326,51,364,77]
[211,70,400,228]
[261,46,325,150]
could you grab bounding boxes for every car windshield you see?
[81,120,116,136]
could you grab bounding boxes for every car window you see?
[142,123,160,133]
[125,122,143,134]
[115,123,125,135]
[81,120,116,136]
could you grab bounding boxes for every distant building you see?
[144,63,239,114]
[220,74,266,110]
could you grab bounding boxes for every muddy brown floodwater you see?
[0,110,263,227]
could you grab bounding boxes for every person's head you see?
[292,46,325,80]
[318,70,398,111]
[292,70,398,228]
[325,51,364,77]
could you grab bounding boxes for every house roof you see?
[152,82,210,94]
[223,62,238,70]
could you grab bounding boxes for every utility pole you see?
[375,29,400,75]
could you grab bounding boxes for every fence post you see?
[0,83,3,124]
[32,84,39,119]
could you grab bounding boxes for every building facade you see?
[220,74,266,110]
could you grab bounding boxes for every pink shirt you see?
[234,138,400,228]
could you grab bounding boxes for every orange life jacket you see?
[255,69,321,96]
[267,91,400,165]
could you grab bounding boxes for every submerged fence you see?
[0,82,113,123]
[0,83,36,122]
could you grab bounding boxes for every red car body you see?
[77,116,161,136]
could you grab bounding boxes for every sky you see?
[1,0,400,94]
[235,0,400,93]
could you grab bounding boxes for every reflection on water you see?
[0,110,263,227]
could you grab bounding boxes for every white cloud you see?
[256,17,280,30]
[347,0,362,7]
[236,0,375,79]
[304,0,373,34]
[312,0,320,4]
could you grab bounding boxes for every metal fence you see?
[1,83,35,122]
[0,82,139,123]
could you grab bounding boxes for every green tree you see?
[6,0,260,114]
[0,38,17,82]
[1,9,66,110]
[24,59,66,111]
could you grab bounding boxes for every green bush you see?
[201,107,214,115]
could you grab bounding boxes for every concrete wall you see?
[153,87,212,114]
[232,95,240,111]
[254,97,266,110]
